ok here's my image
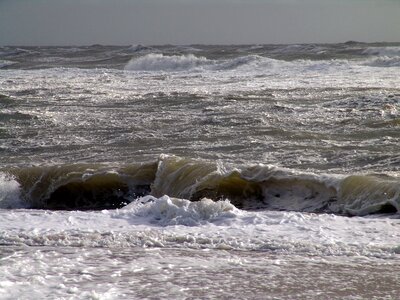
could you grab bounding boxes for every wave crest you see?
[364,56,400,67]
[362,47,400,67]
[120,195,237,226]
[0,173,24,209]
[124,53,284,72]
[2,155,400,216]
[363,47,400,57]
[124,53,210,71]
[8,163,156,210]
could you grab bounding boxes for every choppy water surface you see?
[1,43,400,299]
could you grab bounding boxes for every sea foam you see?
[0,173,24,209]
[364,56,400,68]
[119,195,237,226]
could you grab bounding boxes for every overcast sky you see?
[1,0,399,45]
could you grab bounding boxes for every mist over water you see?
[1,43,400,298]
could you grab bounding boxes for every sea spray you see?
[0,173,24,209]
[119,195,237,226]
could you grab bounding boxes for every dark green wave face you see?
[0,44,399,213]
[1,156,398,216]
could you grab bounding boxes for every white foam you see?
[364,56,400,67]
[118,195,238,226]
[0,194,399,257]
[0,173,24,209]
[361,47,400,67]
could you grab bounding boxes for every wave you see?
[1,155,400,216]
[364,56,400,68]
[119,195,237,226]
[128,44,157,53]
[270,44,328,55]
[2,163,157,210]
[363,47,400,57]
[124,53,285,72]
[0,93,12,101]
[0,60,16,68]
[124,52,400,74]
[216,55,269,70]
[124,53,211,71]
[0,173,23,209]
[361,47,400,67]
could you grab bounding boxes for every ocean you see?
[0,43,400,299]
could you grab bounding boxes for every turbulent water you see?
[1,43,400,299]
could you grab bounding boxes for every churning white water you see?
[0,43,400,299]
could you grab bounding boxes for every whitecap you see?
[363,47,400,57]
[0,173,24,209]
[118,195,238,226]
[124,53,210,72]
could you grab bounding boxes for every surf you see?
[1,155,399,216]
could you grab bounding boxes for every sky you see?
[0,0,399,45]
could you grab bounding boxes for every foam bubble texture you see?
[119,195,238,226]
[0,173,24,209]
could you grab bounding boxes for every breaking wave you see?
[124,46,400,73]
[2,163,157,210]
[119,195,237,226]
[362,46,400,67]
[124,53,211,71]
[1,155,400,216]
[363,47,400,57]
[124,52,400,74]
[364,56,400,67]
[0,173,23,209]
[124,53,284,72]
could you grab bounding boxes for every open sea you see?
[1,43,400,299]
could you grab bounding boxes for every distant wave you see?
[216,55,268,70]
[124,53,211,71]
[124,53,289,72]
[0,60,16,68]
[362,47,400,67]
[1,155,400,216]
[364,56,400,68]
[128,44,157,53]
[125,52,400,73]
[270,44,327,55]
[363,47,400,57]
